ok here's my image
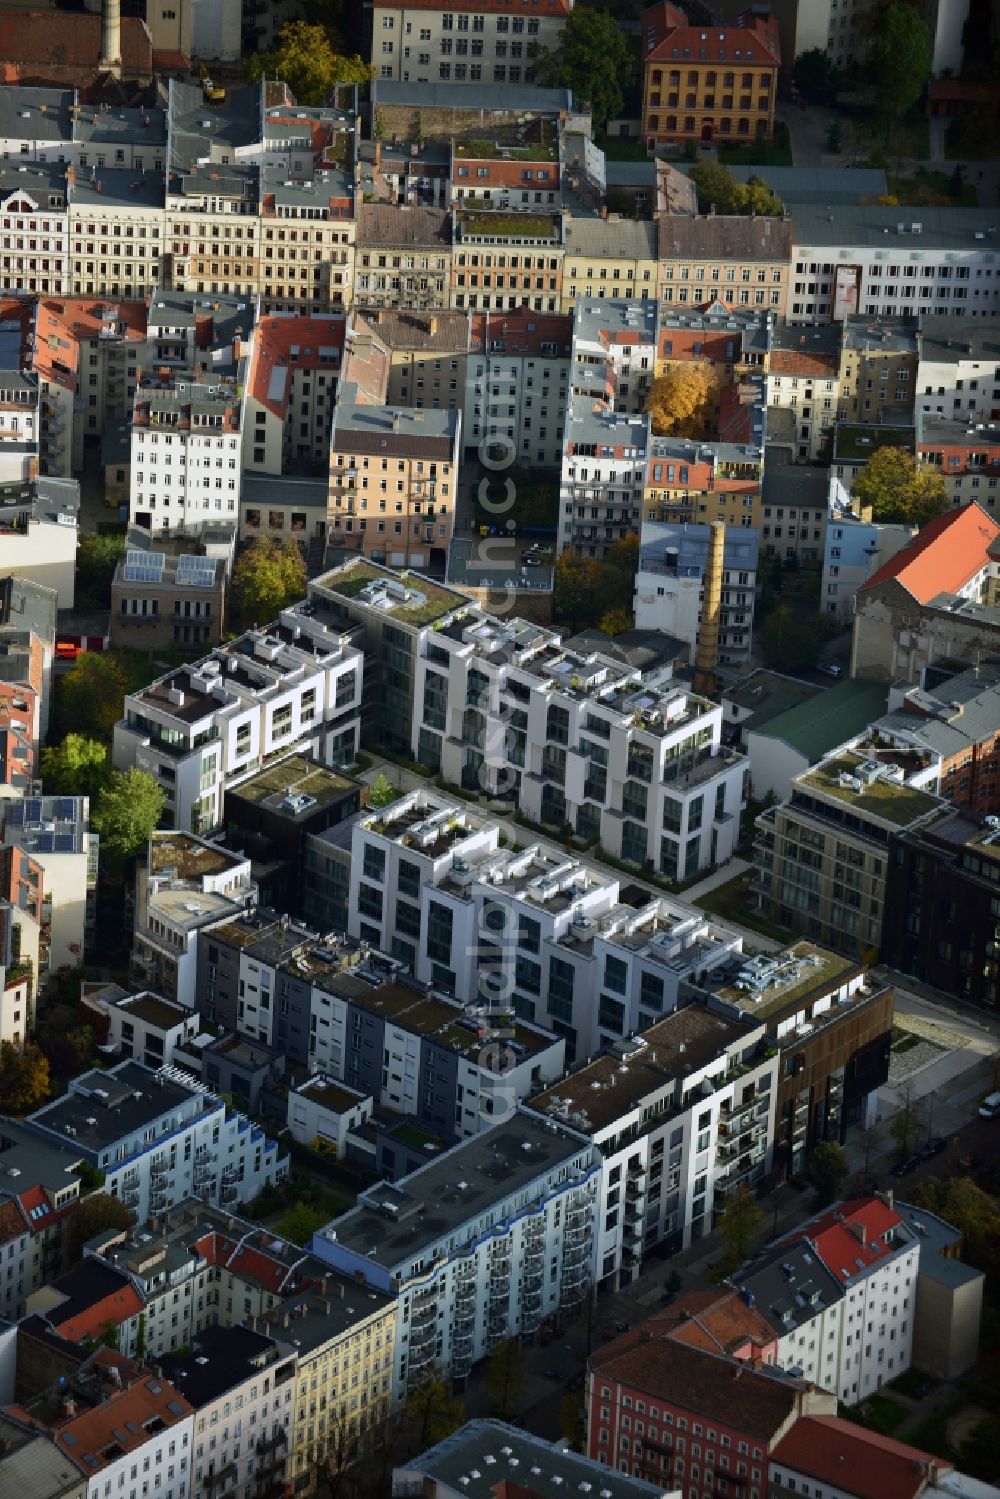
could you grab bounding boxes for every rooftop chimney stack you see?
[100,0,122,77]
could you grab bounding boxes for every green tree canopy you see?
[57,652,130,743]
[534,8,635,134]
[246,21,372,104]
[852,447,946,526]
[909,1177,1000,1275]
[0,1042,50,1114]
[718,1185,763,1273]
[759,605,839,674]
[407,1378,465,1451]
[76,534,127,612]
[35,1002,96,1081]
[806,1140,850,1207]
[40,734,111,801]
[231,538,308,630]
[598,608,633,637]
[92,768,166,871]
[869,5,932,146]
[276,1200,328,1247]
[554,552,602,631]
[792,48,836,105]
[66,1192,136,1262]
[485,1338,524,1420]
[688,162,783,217]
[366,772,398,809]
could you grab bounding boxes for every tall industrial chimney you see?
[692,519,725,697]
[100,0,122,75]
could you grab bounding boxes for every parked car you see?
[979,1092,1000,1118]
[818,662,843,678]
[918,1137,947,1159]
[891,1154,920,1178]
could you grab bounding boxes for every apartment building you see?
[450,210,563,313]
[414,610,749,876]
[837,317,919,426]
[571,298,659,417]
[758,463,830,565]
[308,558,467,755]
[789,208,1000,325]
[313,1109,599,1397]
[111,546,227,652]
[658,216,791,316]
[764,324,842,462]
[917,413,1000,508]
[850,502,1000,683]
[658,300,771,378]
[915,315,1000,422]
[0,477,79,608]
[162,1326,298,1499]
[67,167,165,300]
[328,381,461,568]
[129,372,244,536]
[96,989,202,1070]
[642,431,763,533]
[450,129,560,209]
[692,943,895,1175]
[395,1420,678,1499]
[0,313,39,483]
[560,402,649,556]
[0,575,56,747]
[369,0,572,85]
[287,1075,373,1151]
[588,1317,834,1493]
[0,161,70,297]
[1,793,97,977]
[113,610,363,834]
[754,748,943,954]
[530,1003,778,1282]
[355,204,453,308]
[21,1060,288,1220]
[131,831,257,1005]
[732,1195,919,1402]
[468,307,571,466]
[634,521,758,665]
[561,219,660,312]
[242,313,345,479]
[0,1119,83,1317]
[821,483,915,619]
[642,5,780,149]
[34,296,149,471]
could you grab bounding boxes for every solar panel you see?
[56,833,76,851]
[123,565,165,583]
[126,549,164,574]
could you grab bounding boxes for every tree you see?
[688,162,783,218]
[407,1377,465,1451]
[598,608,633,637]
[601,534,640,616]
[533,8,635,134]
[245,21,371,105]
[792,48,835,105]
[852,447,946,527]
[869,5,932,147]
[231,538,307,630]
[485,1338,524,1420]
[554,552,602,631]
[76,534,127,612]
[647,362,718,440]
[558,1390,584,1449]
[276,1200,328,1247]
[889,1080,923,1159]
[960,1414,1000,1480]
[35,1003,96,1080]
[0,1042,50,1114]
[57,652,130,743]
[366,772,398,809]
[806,1141,850,1207]
[66,1193,136,1262]
[718,1185,763,1273]
[92,769,165,871]
[909,1177,1000,1276]
[40,734,111,801]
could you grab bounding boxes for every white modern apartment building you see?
[113,607,363,834]
[312,1108,599,1397]
[0,477,80,608]
[348,787,743,1066]
[412,612,749,879]
[530,1003,778,1285]
[731,1195,920,1403]
[915,315,1000,422]
[0,793,98,976]
[21,1060,288,1221]
[789,207,1000,325]
[369,0,572,85]
[132,831,257,1005]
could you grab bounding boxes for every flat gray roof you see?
[372,80,573,113]
[683,163,887,205]
[27,1061,207,1155]
[70,166,164,208]
[793,204,1000,250]
[322,1111,593,1270]
[564,216,659,259]
[400,1420,668,1499]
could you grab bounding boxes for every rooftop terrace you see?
[314,560,464,625]
[799,752,941,826]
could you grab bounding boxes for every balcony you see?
[220,1184,238,1204]
[562,1240,592,1271]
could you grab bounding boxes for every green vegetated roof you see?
[757,679,889,764]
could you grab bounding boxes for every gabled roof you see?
[780,1197,906,1286]
[771,1415,951,1499]
[861,502,1000,602]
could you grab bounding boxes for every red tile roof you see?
[55,1282,144,1344]
[770,350,840,378]
[0,1197,28,1248]
[779,1197,904,1286]
[645,3,781,65]
[0,12,154,78]
[248,314,345,418]
[54,1375,192,1474]
[771,1415,952,1499]
[860,501,1000,602]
